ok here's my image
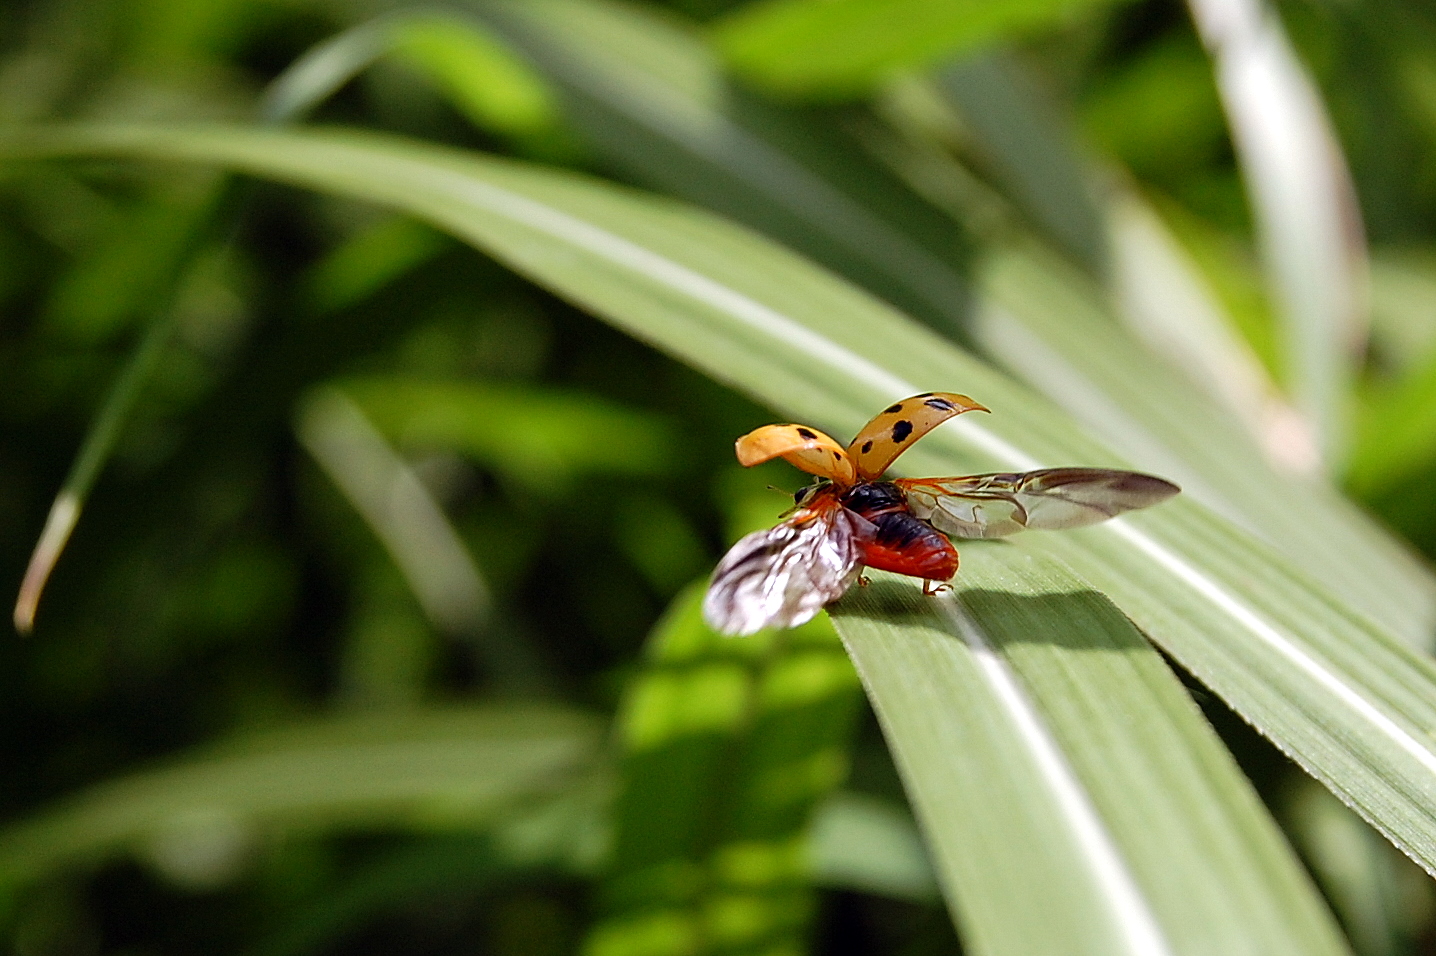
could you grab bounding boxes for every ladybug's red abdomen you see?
[860,513,960,580]
[839,483,959,582]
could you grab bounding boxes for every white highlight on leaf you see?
[424,162,1042,473]
[353,157,1035,471]
[433,168,912,387]
[942,597,1175,956]
[1108,520,1436,779]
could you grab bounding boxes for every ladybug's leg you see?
[922,579,951,596]
[857,574,871,588]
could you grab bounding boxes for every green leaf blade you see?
[977,248,1436,647]
[480,0,977,338]
[835,545,1350,955]
[475,0,1436,650]
[0,705,603,889]
[713,0,1136,96]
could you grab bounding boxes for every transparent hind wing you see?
[703,496,867,636]
[898,468,1180,539]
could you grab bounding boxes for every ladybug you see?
[703,393,1179,635]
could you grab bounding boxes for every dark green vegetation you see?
[6,0,1436,954]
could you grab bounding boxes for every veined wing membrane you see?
[702,492,868,635]
[899,468,1180,539]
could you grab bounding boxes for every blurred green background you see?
[6,0,1436,953]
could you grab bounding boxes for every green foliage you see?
[342,377,677,491]
[590,584,860,955]
[714,0,1138,95]
[0,706,605,890]
[4,0,1436,954]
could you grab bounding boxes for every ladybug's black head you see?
[794,481,830,506]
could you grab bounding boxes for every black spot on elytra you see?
[891,420,914,443]
[884,403,903,414]
[832,450,842,459]
[861,440,874,454]
[797,427,817,440]
[925,397,954,411]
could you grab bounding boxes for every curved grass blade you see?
[12,28,449,635]
[977,249,1436,648]
[935,51,1108,274]
[477,0,977,339]
[14,309,170,633]
[298,387,492,638]
[264,10,557,140]
[296,387,556,695]
[1185,0,1367,467]
[832,544,1349,955]
[1106,188,1308,465]
[0,121,1422,928]
[471,0,1435,642]
[13,184,229,634]
[901,63,1304,466]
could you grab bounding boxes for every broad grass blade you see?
[473,0,1436,643]
[0,705,601,888]
[833,544,1349,955]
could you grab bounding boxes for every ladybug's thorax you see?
[839,481,907,520]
